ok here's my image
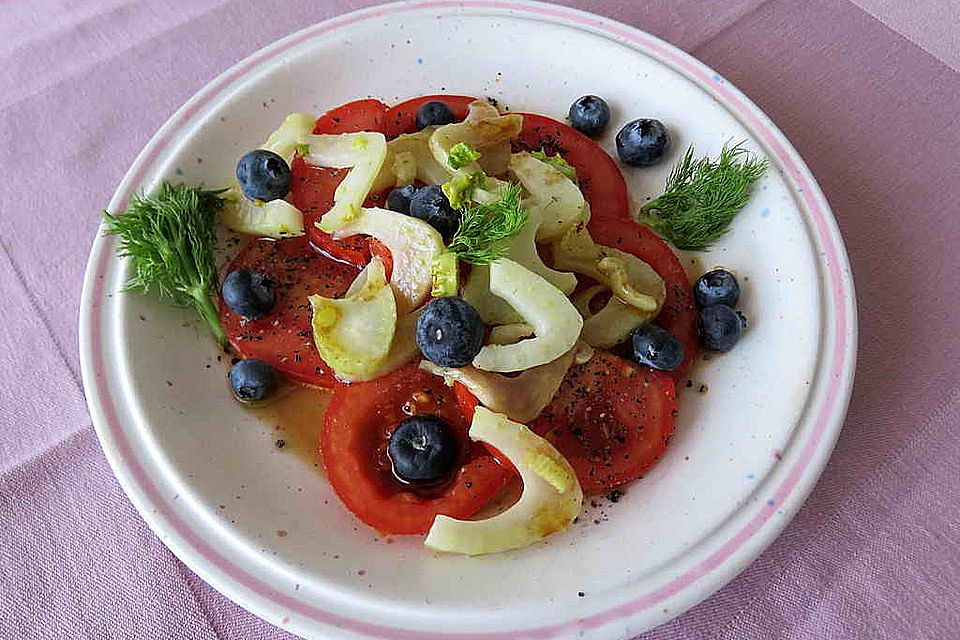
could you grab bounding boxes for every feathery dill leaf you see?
[446,184,528,264]
[103,182,228,346]
[639,141,767,250]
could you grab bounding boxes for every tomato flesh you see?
[514,113,631,223]
[288,156,371,268]
[531,351,677,494]
[312,98,389,135]
[367,238,393,279]
[382,95,478,137]
[220,236,359,387]
[321,366,514,534]
[295,99,391,266]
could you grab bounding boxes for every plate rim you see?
[78,1,858,638]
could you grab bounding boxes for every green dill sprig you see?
[446,184,528,264]
[103,182,229,346]
[639,141,768,250]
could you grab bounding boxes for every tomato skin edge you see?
[320,368,515,535]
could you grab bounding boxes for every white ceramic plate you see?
[79,2,857,638]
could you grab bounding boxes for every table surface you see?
[2,1,959,638]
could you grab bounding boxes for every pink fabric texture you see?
[1,0,958,638]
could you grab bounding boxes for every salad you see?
[105,94,764,555]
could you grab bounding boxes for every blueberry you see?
[631,324,685,372]
[236,149,291,201]
[415,100,456,130]
[229,359,279,402]
[699,304,743,352]
[568,95,611,137]
[388,415,458,484]
[222,269,275,320]
[695,269,741,308]
[416,297,484,368]
[409,185,461,241]
[386,184,419,215]
[615,118,670,167]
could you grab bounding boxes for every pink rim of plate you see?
[80,1,856,638]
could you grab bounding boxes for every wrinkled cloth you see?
[1,0,959,638]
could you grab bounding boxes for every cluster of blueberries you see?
[631,269,746,372]
[567,94,670,166]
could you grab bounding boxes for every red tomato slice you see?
[294,96,475,265]
[382,95,478,137]
[514,113,631,223]
[453,382,478,421]
[312,98,389,135]
[293,99,391,266]
[220,236,358,387]
[288,156,370,268]
[588,216,698,379]
[531,351,677,494]
[367,238,393,279]
[321,366,514,534]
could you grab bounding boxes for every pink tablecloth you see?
[2,0,959,638]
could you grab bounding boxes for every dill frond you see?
[639,141,768,250]
[447,184,528,264]
[103,182,228,346]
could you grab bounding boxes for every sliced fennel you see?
[442,171,487,210]
[220,183,304,238]
[448,142,482,170]
[574,285,652,349]
[371,128,451,193]
[420,345,574,423]
[459,206,577,324]
[334,207,445,314]
[304,132,387,232]
[553,226,665,311]
[462,265,524,325]
[555,227,667,348]
[392,150,417,186]
[487,323,534,345]
[260,113,316,159]
[429,113,523,173]
[510,152,588,241]
[530,149,577,182]
[337,310,421,382]
[501,206,577,295]
[425,407,583,555]
[472,259,582,372]
[309,258,397,380]
[463,99,500,122]
[431,251,459,298]
[463,101,514,176]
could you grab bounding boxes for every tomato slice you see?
[514,113,631,223]
[367,238,393,279]
[220,236,358,387]
[294,95,476,265]
[288,156,370,268]
[382,95,478,137]
[588,216,698,378]
[531,351,677,494]
[312,98,389,135]
[293,99,391,266]
[452,382,479,421]
[321,366,514,534]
